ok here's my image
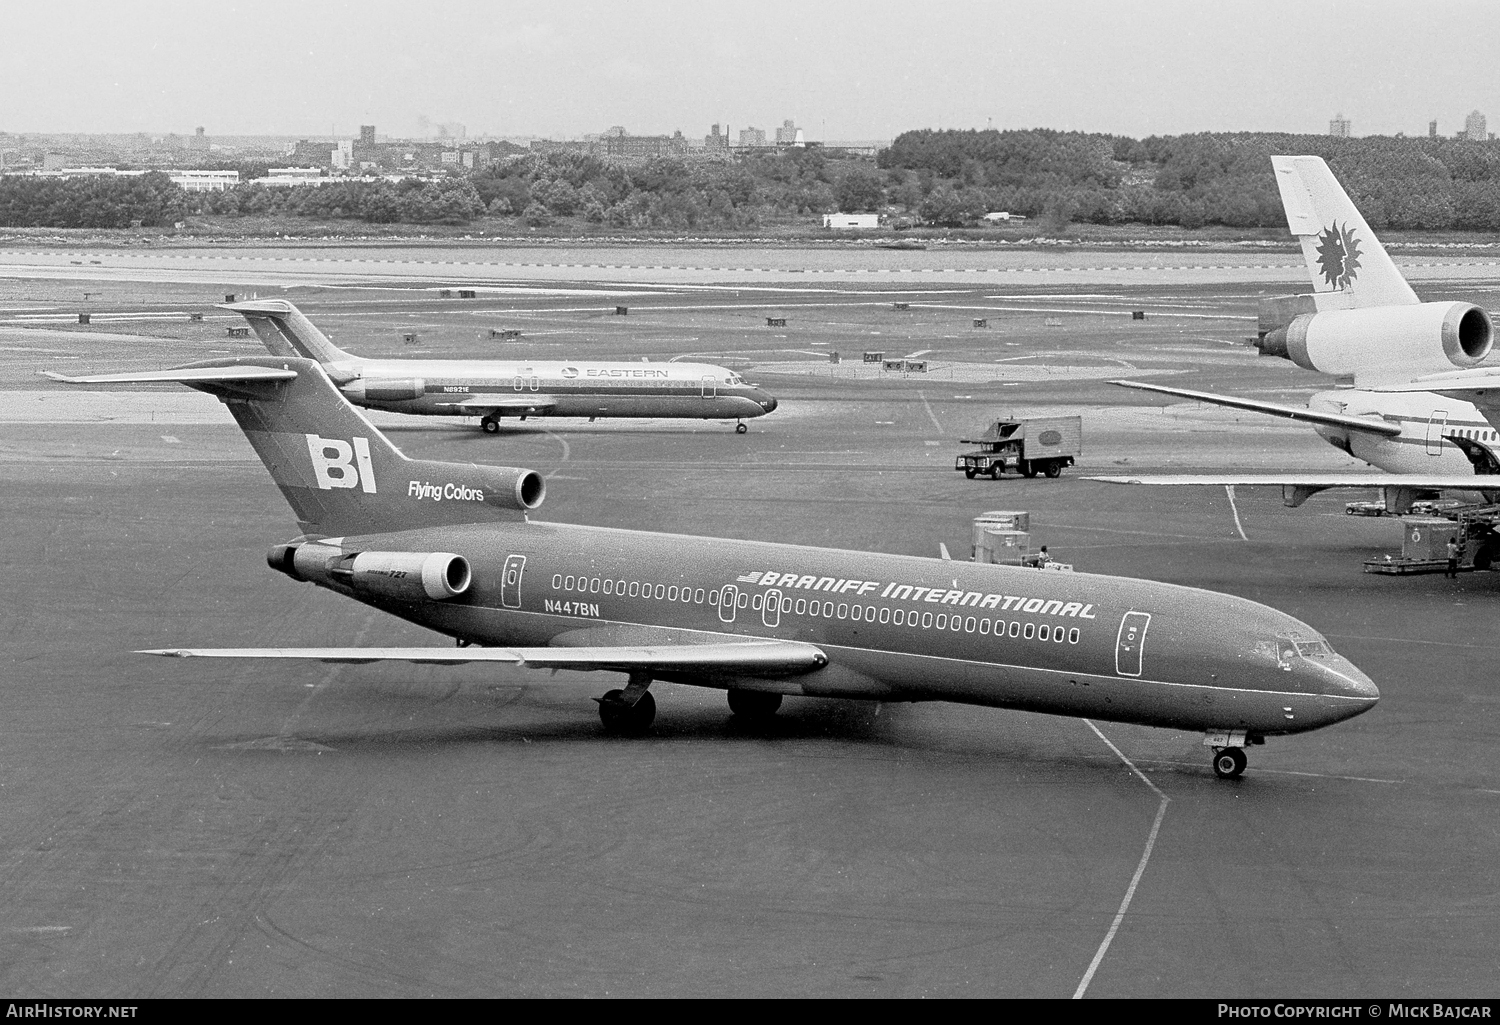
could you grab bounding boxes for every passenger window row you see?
[548,573,1080,644]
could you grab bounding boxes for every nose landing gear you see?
[1211,747,1247,779]
[735,421,748,434]
[1204,730,1258,778]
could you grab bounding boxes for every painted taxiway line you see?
[1074,720,1170,999]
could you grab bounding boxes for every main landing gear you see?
[597,672,655,735]
[480,416,500,434]
[1204,730,1259,778]
[727,688,782,721]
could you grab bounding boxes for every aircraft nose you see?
[1305,654,1380,724]
[759,394,778,413]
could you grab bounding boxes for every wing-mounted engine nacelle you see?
[1258,302,1493,377]
[268,545,472,601]
[340,378,425,402]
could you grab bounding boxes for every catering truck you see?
[955,415,1082,480]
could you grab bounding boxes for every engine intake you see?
[1257,302,1493,381]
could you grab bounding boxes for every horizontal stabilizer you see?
[41,365,297,385]
[1112,380,1402,437]
[139,640,829,675]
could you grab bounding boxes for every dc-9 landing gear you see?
[1211,747,1247,779]
[480,416,500,434]
[735,421,748,434]
[597,672,655,735]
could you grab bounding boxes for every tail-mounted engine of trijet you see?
[1257,302,1493,380]
[268,545,473,601]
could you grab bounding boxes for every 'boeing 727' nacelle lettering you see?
[306,434,376,493]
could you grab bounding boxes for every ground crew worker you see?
[1037,545,1051,569]
[1446,537,1461,578]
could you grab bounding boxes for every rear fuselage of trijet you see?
[287,520,1379,739]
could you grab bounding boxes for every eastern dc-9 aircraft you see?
[45,356,1378,779]
[1099,155,1500,510]
[225,299,778,434]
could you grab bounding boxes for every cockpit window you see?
[1294,638,1332,657]
[726,374,743,385]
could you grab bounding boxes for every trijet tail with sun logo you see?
[1100,156,1500,510]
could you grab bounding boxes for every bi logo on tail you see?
[306,434,377,493]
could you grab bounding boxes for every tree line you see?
[4,130,1500,231]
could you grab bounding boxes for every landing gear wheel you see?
[599,690,656,735]
[727,689,782,720]
[1212,747,1247,779]
[1043,461,1063,478]
[736,422,748,434]
[481,418,500,434]
[1020,460,1038,478]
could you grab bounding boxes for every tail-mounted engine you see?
[1257,302,1493,380]
[340,378,425,403]
[268,545,472,601]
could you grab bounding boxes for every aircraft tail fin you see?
[221,299,357,364]
[56,356,543,537]
[1272,155,1420,309]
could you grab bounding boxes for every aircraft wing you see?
[1112,380,1403,438]
[1086,473,1500,489]
[41,366,298,385]
[1084,472,1500,509]
[139,640,828,675]
[441,394,560,412]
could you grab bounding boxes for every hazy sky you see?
[5,0,1497,140]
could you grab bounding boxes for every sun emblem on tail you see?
[1315,221,1362,290]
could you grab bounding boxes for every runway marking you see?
[917,391,944,433]
[1074,720,1169,1000]
[1138,758,1404,784]
[1225,485,1249,541]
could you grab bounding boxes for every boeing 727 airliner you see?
[46,356,1378,779]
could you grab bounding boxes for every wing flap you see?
[1112,380,1403,437]
[42,366,298,385]
[139,640,828,675]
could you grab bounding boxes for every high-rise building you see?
[359,125,376,147]
[738,126,766,148]
[704,123,729,152]
[775,119,800,145]
[1429,120,1438,139]
[1329,113,1351,138]
[1466,110,1487,141]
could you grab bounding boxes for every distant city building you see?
[1466,110,1487,141]
[189,127,209,152]
[260,167,328,187]
[332,140,353,170]
[982,211,1027,223]
[704,123,729,153]
[738,126,766,148]
[18,166,239,192]
[1329,113,1351,138]
[359,125,376,147]
[603,130,688,162]
[1429,119,1439,139]
[289,139,337,166]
